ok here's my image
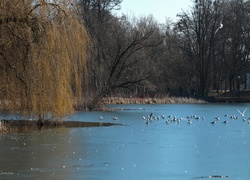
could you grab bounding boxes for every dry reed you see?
[101,97,207,105]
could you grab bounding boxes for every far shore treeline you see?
[1,0,250,121]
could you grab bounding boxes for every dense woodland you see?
[80,0,250,109]
[1,0,250,119]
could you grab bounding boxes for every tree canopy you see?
[0,0,89,119]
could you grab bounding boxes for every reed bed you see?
[101,97,207,105]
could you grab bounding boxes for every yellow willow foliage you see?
[0,0,89,119]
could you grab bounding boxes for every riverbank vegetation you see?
[101,96,206,105]
[1,0,250,124]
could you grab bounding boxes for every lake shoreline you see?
[1,96,249,133]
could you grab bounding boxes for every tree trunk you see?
[87,87,112,110]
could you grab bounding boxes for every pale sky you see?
[116,0,192,23]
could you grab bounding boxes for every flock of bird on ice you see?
[99,108,250,126]
[143,108,249,126]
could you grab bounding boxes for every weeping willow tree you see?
[0,0,88,121]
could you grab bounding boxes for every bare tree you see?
[155,22,193,97]
[78,0,164,109]
[175,0,223,97]
[86,15,164,109]
[220,0,250,94]
[78,0,122,98]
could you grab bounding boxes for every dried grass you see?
[101,97,207,105]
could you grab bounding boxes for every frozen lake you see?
[1,103,250,179]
